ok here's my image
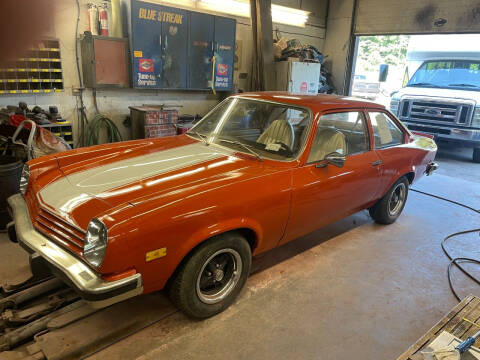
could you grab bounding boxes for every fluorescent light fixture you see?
[198,0,310,28]
[272,4,309,27]
[141,0,196,7]
[198,0,250,18]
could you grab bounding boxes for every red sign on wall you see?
[139,59,154,72]
[217,64,229,76]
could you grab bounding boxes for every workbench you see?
[398,295,480,359]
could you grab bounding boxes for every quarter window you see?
[369,112,404,148]
[308,111,369,163]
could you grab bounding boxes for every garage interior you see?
[0,0,479,359]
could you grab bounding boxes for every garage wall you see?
[322,0,355,95]
[356,0,480,35]
[0,0,326,144]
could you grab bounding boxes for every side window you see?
[307,111,369,163]
[369,112,404,148]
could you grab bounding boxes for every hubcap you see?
[388,183,406,216]
[196,249,242,304]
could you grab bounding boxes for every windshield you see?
[407,60,480,90]
[188,97,312,161]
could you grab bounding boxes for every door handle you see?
[372,160,382,166]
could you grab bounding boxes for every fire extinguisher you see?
[87,3,99,36]
[99,3,109,37]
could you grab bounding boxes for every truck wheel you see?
[369,177,409,225]
[168,232,252,319]
[473,148,480,163]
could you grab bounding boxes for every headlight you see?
[473,107,480,128]
[19,164,30,195]
[84,218,108,268]
[390,98,400,116]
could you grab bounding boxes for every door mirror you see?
[379,64,389,82]
[315,152,346,168]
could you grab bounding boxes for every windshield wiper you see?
[217,138,263,161]
[407,82,441,88]
[448,83,480,88]
[190,131,209,145]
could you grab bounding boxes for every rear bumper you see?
[404,122,480,147]
[7,194,143,308]
[425,161,439,176]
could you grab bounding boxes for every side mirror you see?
[379,64,389,82]
[315,152,346,168]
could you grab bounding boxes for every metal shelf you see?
[0,39,64,95]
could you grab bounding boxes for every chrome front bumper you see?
[7,194,143,308]
[404,122,480,147]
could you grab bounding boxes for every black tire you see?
[369,176,409,225]
[473,148,480,163]
[168,232,252,319]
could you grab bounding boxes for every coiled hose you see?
[86,114,123,146]
[411,188,480,302]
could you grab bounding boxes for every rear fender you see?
[383,165,416,196]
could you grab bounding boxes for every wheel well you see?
[235,228,257,251]
[404,171,415,184]
[165,228,258,291]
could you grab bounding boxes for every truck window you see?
[408,60,480,90]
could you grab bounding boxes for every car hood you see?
[36,137,275,229]
[394,86,480,104]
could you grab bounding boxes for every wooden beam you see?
[250,0,274,91]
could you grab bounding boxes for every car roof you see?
[233,92,385,112]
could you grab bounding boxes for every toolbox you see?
[129,106,178,139]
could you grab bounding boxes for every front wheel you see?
[168,233,252,318]
[369,177,409,224]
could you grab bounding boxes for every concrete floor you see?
[0,143,479,360]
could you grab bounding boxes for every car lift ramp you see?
[0,274,176,360]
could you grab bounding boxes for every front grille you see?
[26,192,85,254]
[35,208,85,251]
[399,98,473,126]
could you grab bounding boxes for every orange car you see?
[8,92,438,318]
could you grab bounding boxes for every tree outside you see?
[356,35,410,73]
[352,35,411,105]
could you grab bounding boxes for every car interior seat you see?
[309,128,347,162]
[257,120,295,149]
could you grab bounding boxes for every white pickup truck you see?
[389,36,480,163]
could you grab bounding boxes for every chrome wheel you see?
[388,182,406,216]
[196,249,242,304]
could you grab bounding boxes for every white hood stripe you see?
[39,143,231,212]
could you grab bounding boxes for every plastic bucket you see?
[0,157,23,230]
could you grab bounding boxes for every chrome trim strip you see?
[7,194,143,306]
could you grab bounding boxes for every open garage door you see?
[355,0,480,35]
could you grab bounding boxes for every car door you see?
[366,110,408,196]
[280,110,382,245]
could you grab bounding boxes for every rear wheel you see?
[473,148,480,163]
[168,233,251,318]
[369,177,409,225]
